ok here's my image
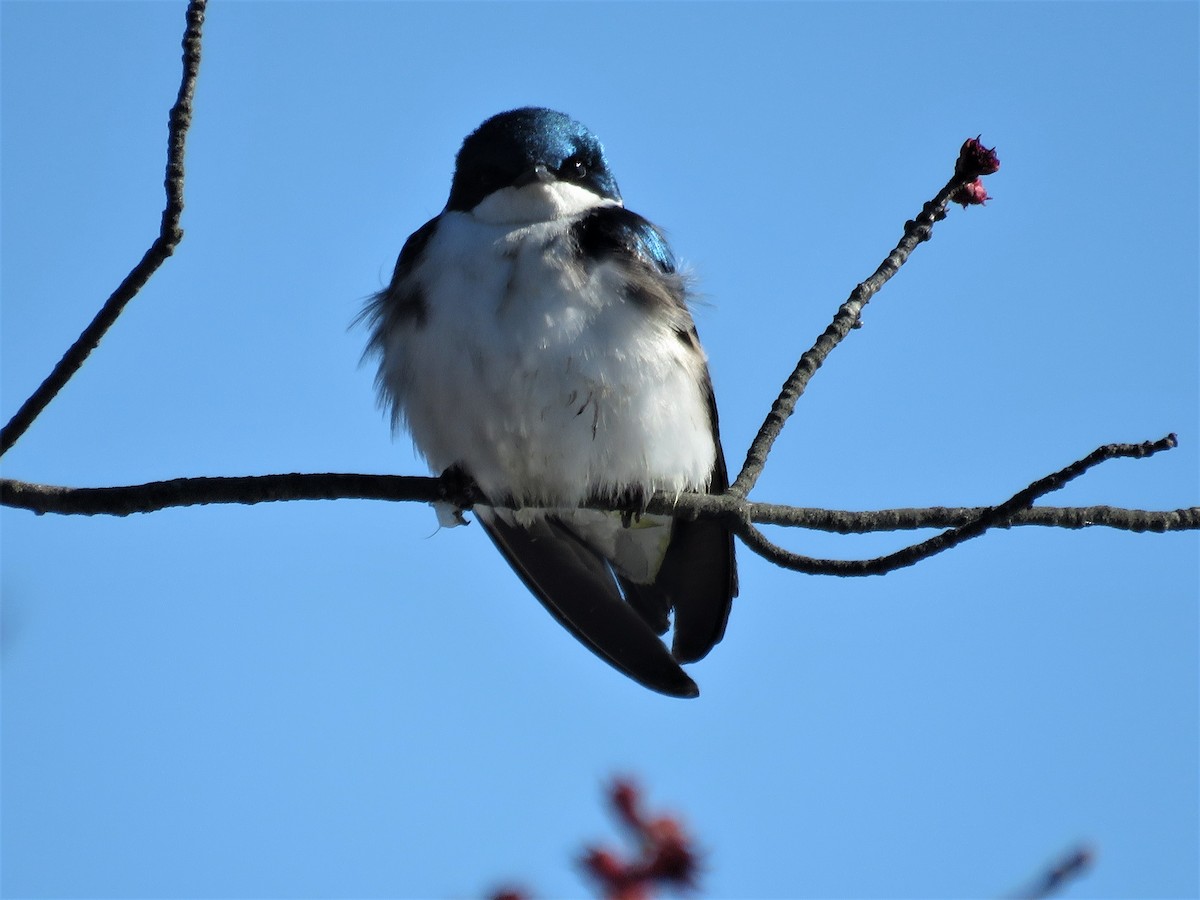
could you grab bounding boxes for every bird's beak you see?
[514,163,555,188]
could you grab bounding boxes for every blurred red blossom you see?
[580,779,700,900]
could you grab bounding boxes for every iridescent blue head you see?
[446,108,622,213]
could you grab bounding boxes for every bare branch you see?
[5,472,1194,535]
[5,436,1195,582]
[0,0,206,457]
[0,473,448,518]
[736,501,1200,534]
[729,139,1000,499]
[730,435,1186,575]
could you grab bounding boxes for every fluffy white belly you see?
[386,211,716,508]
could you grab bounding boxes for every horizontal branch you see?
[3,473,1194,535]
[0,472,447,517]
[4,435,1195,545]
[737,500,1200,534]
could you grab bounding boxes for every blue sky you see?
[2,3,1197,898]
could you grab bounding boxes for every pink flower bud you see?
[956,135,1000,177]
[951,178,991,207]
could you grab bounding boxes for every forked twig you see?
[729,436,1183,576]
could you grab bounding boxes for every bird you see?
[363,107,736,697]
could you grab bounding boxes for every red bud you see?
[951,178,991,207]
[956,135,1000,177]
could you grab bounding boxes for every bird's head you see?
[447,107,622,224]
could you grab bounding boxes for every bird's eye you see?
[560,156,588,181]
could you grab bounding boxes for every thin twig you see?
[729,141,997,499]
[0,0,206,457]
[1011,845,1094,900]
[730,436,1182,575]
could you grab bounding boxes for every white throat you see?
[470,180,620,225]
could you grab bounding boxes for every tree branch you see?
[729,435,1189,576]
[730,500,1199,534]
[5,437,1194,580]
[0,0,206,457]
[729,138,1000,499]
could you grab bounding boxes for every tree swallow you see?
[363,108,737,697]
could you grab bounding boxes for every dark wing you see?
[573,207,739,665]
[662,368,738,663]
[477,511,699,698]
[613,370,737,663]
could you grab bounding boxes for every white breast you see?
[377,191,717,510]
